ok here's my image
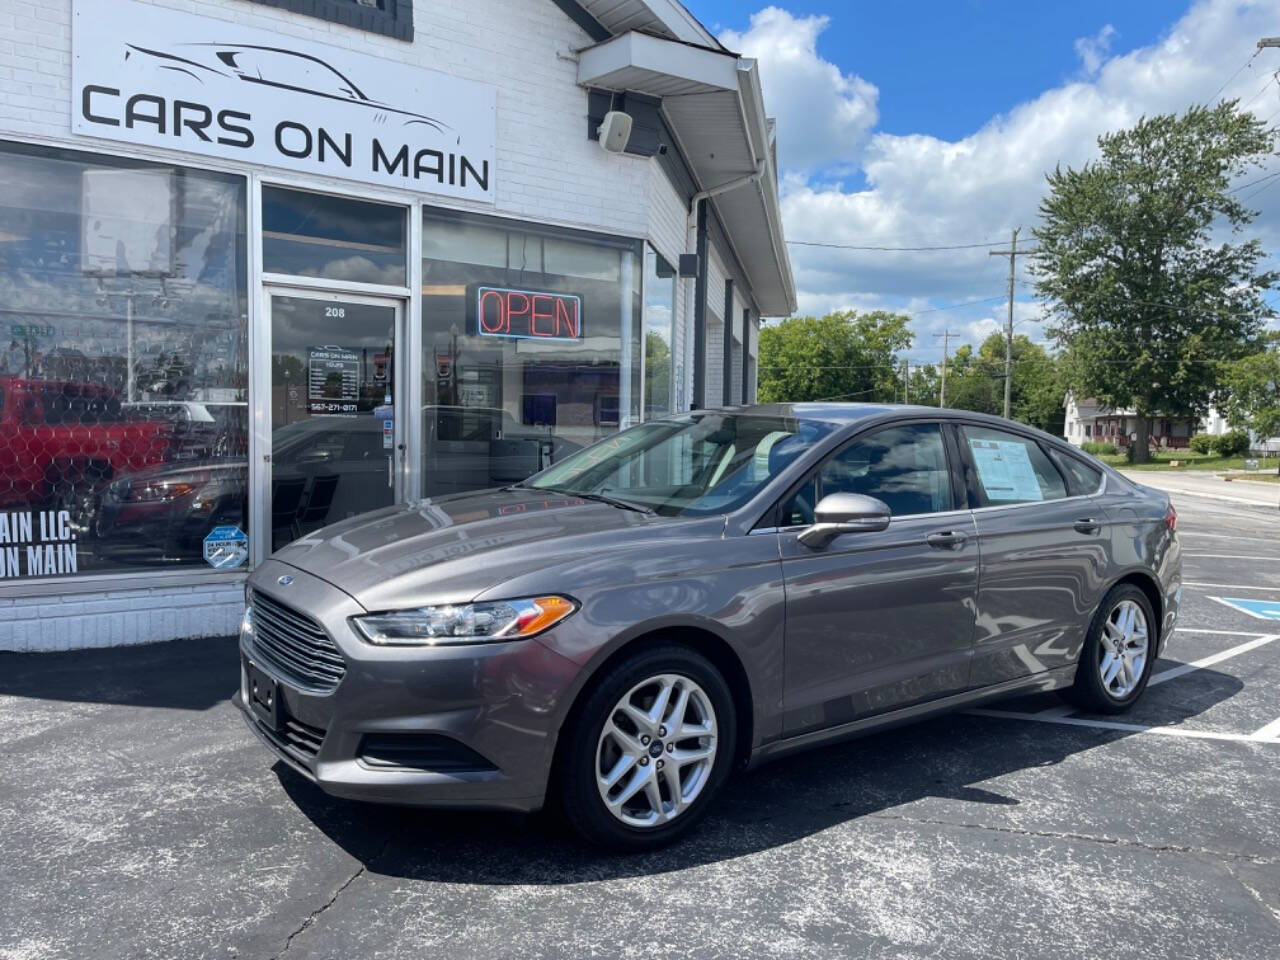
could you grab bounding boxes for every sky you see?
[685,0,1280,365]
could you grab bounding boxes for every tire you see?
[1064,584,1157,714]
[557,644,737,852]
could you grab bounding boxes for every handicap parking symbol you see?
[203,525,249,569]
[1212,597,1280,621]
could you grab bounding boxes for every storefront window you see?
[643,246,676,419]
[0,142,248,579]
[420,212,641,498]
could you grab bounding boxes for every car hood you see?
[270,487,698,610]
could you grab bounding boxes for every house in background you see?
[1062,393,1226,449]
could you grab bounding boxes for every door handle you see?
[1073,518,1102,534]
[927,530,968,549]
[387,453,394,489]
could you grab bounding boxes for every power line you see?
[1212,50,1262,102]
[785,239,995,252]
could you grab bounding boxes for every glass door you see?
[267,291,404,552]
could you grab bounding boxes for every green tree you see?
[943,333,1064,432]
[643,331,671,415]
[1033,102,1276,462]
[757,310,912,403]
[1220,333,1280,439]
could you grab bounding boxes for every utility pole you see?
[902,358,910,404]
[989,228,1035,419]
[1258,37,1280,49]
[933,329,955,407]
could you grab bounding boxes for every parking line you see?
[1252,716,1280,742]
[1183,553,1280,561]
[966,708,1276,744]
[1148,634,1279,686]
[1183,582,1280,593]
[1178,532,1280,544]
[1174,627,1268,636]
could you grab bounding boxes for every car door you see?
[777,421,979,736]
[955,423,1112,687]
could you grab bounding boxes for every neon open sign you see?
[476,286,583,341]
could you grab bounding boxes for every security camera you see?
[597,110,633,154]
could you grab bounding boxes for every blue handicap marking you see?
[203,525,249,569]
[1213,597,1280,621]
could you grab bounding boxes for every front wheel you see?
[557,645,736,851]
[1064,584,1156,714]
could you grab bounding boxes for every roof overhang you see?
[577,31,797,316]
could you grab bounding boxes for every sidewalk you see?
[1120,469,1280,508]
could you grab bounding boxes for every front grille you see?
[260,713,327,768]
[249,589,346,692]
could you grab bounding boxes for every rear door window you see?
[961,425,1067,506]
[1050,449,1104,496]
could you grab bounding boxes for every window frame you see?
[244,0,413,42]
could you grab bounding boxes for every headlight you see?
[240,604,253,635]
[352,596,577,646]
[111,478,201,502]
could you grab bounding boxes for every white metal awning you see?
[577,31,796,316]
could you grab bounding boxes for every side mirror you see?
[798,492,891,549]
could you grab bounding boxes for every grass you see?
[1097,451,1280,473]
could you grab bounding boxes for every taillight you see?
[1164,503,1177,532]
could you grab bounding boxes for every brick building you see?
[0,0,794,650]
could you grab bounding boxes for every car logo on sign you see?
[277,575,294,586]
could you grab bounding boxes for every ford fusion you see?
[238,404,1180,850]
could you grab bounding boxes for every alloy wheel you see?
[595,673,718,828]
[1098,599,1149,699]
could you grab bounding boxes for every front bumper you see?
[236,559,581,812]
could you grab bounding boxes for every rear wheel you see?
[1064,584,1156,713]
[557,645,736,851]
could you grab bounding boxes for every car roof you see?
[705,402,1080,452]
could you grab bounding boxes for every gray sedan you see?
[237,404,1181,850]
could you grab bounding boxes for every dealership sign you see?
[71,0,497,202]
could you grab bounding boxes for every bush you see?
[1211,430,1251,458]
[1081,441,1117,456]
[1188,433,1215,454]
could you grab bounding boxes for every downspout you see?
[686,163,765,410]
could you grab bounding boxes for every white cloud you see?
[720,8,879,173]
[743,0,1280,362]
[1075,24,1117,77]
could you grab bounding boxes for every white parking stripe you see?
[1148,634,1279,686]
[1178,532,1280,544]
[1173,627,1268,636]
[1183,582,1280,593]
[1183,553,1280,561]
[966,708,1277,744]
[1252,716,1280,742]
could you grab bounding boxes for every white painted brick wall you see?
[0,0,713,650]
[0,582,243,652]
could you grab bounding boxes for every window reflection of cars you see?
[423,404,581,496]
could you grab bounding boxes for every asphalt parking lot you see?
[2,491,1279,960]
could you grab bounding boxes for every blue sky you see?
[683,0,1280,363]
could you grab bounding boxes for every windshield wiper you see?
[536,486,654,515]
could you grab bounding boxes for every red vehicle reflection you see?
[0,377,178,523]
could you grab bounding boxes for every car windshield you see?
[525,413,835,517]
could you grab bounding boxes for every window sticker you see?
[968,438,1044,502]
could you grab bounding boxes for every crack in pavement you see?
[865,810,1280,865]
[271,836,390,959]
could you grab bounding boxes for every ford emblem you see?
[277,575,294,586]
